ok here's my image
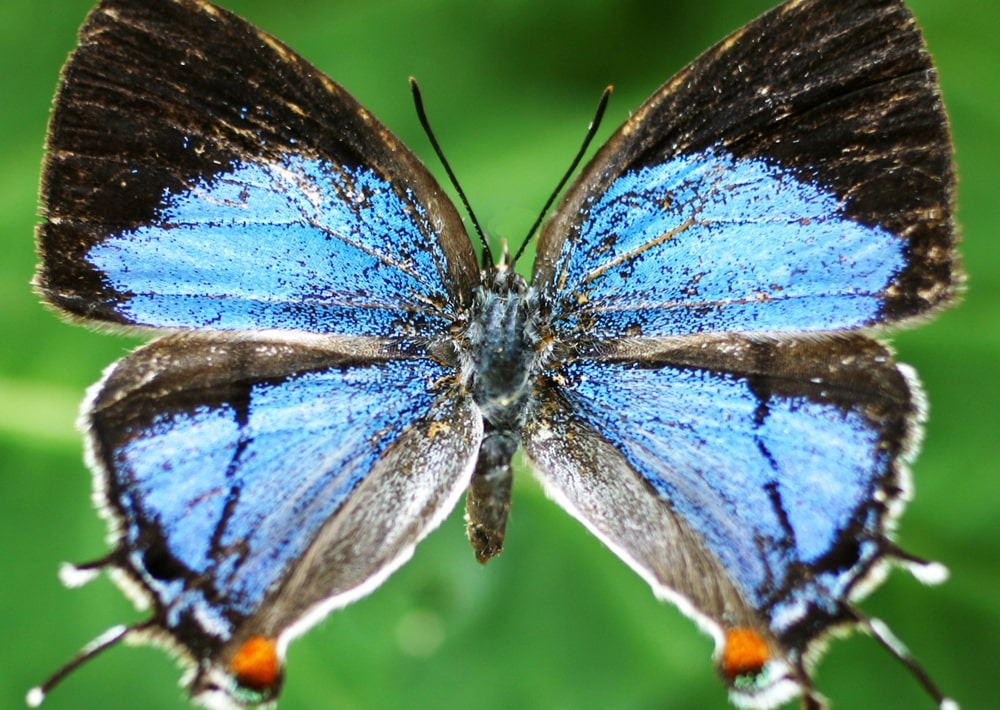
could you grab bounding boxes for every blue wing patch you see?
[547,148,907,339]
[554,356,891,611]
[32,0,959,707]
[112,358,439,616]
[524,335,924,705]
[83,335,480,701]
[86,156,457,335]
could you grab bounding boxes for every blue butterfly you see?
[32,0,959,708]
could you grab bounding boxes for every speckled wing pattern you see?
[85,336,478,660]
[36,0,479,336]
[32,0,959,707]
[34,0,481,705]
[526,0,956,705]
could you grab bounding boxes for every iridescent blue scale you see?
[86,157,457,334]
[32,0,959,708]
[550,149,908,338]
[113,358,452,619]
[554,358,886,611]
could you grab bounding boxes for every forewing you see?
[85,334,480,700]
[36,0,478,336]
[523,335,917,705]
[534,0,956,340]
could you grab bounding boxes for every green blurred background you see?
[2,0,996,708]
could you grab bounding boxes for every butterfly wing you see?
[36,0,478,337]
[524,336,916,704]
[34,0,483,705]
[533,0,956,340]
[528,0,956,705]
[86,334,479,704]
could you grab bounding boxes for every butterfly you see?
[32,0,959,708]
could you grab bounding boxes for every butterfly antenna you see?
[410,77,493,268]
[511,85,612,267]
[27,622,146,706]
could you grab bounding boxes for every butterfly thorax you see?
[464,266,540,426]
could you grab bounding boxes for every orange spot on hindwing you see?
[229,635,281,692]
[721,627,770,681]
